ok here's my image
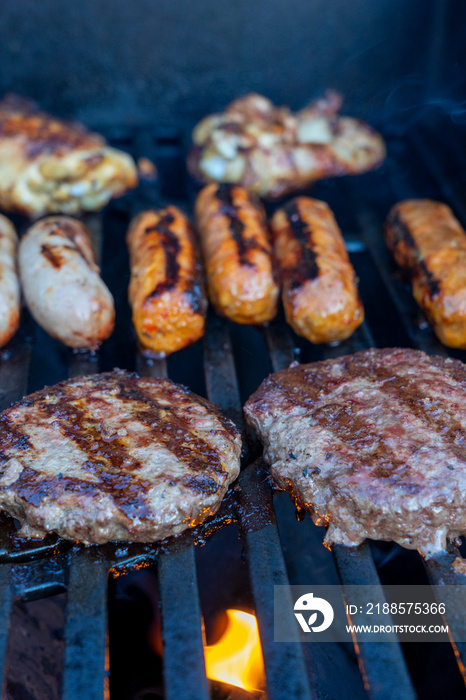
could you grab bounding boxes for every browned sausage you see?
[195,183,279,324]
[385,199,466,348]
[127,206,207,356]
[270,197,364,344]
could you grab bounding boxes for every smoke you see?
[382,73,466,126]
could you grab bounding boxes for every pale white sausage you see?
[19,216,114,350]
[0,215,20,347]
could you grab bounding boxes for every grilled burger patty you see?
[244,348,466,556]
[0,370,241,544]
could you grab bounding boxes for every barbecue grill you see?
[0,110,464,700]
[1,2,466,699]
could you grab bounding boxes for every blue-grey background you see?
[0,0,463,129]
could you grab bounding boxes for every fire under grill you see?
[1,110,466,700]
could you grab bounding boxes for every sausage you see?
[0,215,20,347]
[18,216,114,350]
[127,206,207,356]
[195,183,279,324]
[270,197,364,344]
[385,199,466,348]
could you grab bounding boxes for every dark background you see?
[0,0,463,131]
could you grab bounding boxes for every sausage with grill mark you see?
[0,215,20,347]
[18,216,114,350]
[270,196,364,344]
[385,199,466,348]
[127,206,207,357]
[195,183,279,324]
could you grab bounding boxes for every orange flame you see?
[204,609,265,691]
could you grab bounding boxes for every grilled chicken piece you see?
[195,183,279,324]
[270,197,363,344]
[385,199,466,348]
[0,95,137,217]
[244,348,466,557]
[19,216,114,350]
[188,91,385,199]
[0,369,241,544]
[0,215,20,347]
[127,207,207,357]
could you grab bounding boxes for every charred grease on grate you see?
[386,210,440,298]
[284,200,319,288]
[145,211,181,299]
[216,183,261,266]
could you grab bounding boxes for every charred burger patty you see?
[0,370,241,544]
[244,348,466,557]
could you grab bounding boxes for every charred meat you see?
[244,348,466,556]
[0,370,241,544]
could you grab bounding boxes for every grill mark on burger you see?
[374,369,466,459]
[144,211,181,299]
[5,371,226,513]
[0,370,240,543]
[268,373,407,477]
[269,351,466,487]
[284,200,319,289]
[181,474,220,494]
[114,374,225,477]
[386,210,440,298]
[25,396,154,518]
[216,183,266,267]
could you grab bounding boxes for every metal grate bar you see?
[0,329,32,408]
[265,319,298,374]
[0,565,13,697]
[82,212,105,265]
[136,354,167,379]
[423,552,466,679]
[157,546,210,700]
[10,556,67,601]
[62,552,108,700]
[203,313,242,428]
[203,316,314,700]
[333,545,416,700]
[68,352,100,380]
[238,464,315,700]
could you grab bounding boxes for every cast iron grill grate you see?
[0,112,466,700]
